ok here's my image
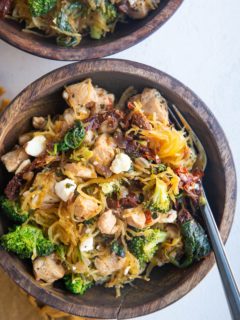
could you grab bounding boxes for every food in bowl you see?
[0,79,210,297]
[0,0,161,47]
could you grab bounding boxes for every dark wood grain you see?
[0,59,237,319]
[0,0,183,61]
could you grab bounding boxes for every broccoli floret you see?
[104,2,118,24]
[145,178,171,213]
[0,225,55,259]
[90,2,118,40]
[128,229,167,266]
[37,236,55,257]
[64,274,93,295]
[28,0,57,17]
[55,244,67,261]
[0,196,29,224]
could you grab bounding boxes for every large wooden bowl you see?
[0,0,183,60]
[0,60,236,319]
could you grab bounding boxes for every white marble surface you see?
[0,0,239,319]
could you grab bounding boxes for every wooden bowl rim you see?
[0,0,183,61]
[0,59,237,319]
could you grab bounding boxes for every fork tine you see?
[168,104,240,317]
[167,103,183,131]
[168,103,207,171]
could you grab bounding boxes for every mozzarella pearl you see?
[80,236,94,252]
[54,178,76,202]
[25,135,46,157]
[110,153,132,174]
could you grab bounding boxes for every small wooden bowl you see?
[0,60,236,319]
[0,0,183,61]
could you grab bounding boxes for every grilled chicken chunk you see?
[95,254,126,276]
[124,205,146,229]
[71,195,99,221]
[131,88,169,124]
[1,147,28,173]
[91,133,117,177]
[33,254,65,283]
[64,162,97,180]
[97,210,117,235]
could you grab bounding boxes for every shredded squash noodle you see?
[0,79,211,297]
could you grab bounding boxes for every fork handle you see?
[200,198,240,319]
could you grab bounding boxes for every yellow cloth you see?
[0,269,94,320]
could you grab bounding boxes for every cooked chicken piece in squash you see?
[90,87,114,115]
[90,133,117,177]
[18,132,33,146]
[63,162,97,180]
[63,79,114,119]
[24,171,60,209]
[1,146,29,172]
[15,159,31,174]
[71,195,99,221]
[131,88,169,124]
[118,0,160,20]
[123,205,146,229]
[158,210,177,224]
[97,210,117,235]
[33,253,65,283]
[32,116,47,130]
[63,79,98,108]
[95,253,126,276]
[63,79,97,119]
[63,108,75,126]
[84,129,95,145]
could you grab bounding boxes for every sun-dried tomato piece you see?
[4,174,23,200]
[120,193,141,209]
[144,210,152,225]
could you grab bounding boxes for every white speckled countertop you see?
[0,1,239,319]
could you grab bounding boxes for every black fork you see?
[168,103,240,319]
